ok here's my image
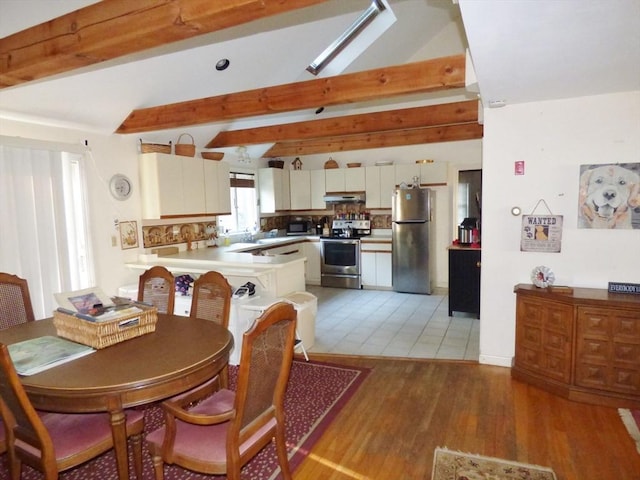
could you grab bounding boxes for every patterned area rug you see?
[0,359,369,480]
[619,408,640,454]
[432,447,557,480]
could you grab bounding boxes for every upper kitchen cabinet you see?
[203,160,231,215]
[290,170,311,210]
[420,162,448,185]
[310,169,326,209]
[365,165,395,209]
[140,153,206,218]
[325,167,365,192]
[259,168,290,213]
[395,164,421,187]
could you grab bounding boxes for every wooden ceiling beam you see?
[262,123,484,157]
[116,55,465,133]
[0,0,329,88]
[205,100,478,148]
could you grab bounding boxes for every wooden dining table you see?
[0,313,233,480]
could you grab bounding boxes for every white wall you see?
[479,91,640,367]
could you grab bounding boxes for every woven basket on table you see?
[140,139,171,154]
[174,133,196,157]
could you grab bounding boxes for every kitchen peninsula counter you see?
[126,246,306,297]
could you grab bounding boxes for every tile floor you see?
[305,285,480,361]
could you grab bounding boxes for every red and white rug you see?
[0,359,369,480]
[619,408,640,454]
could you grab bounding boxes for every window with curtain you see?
[0,137,93,319]
[218,172,258,234]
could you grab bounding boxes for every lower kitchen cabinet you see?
[513,284,640,408]
[303,240,321,285]
[361,241,392,288]
[448,247,481,318]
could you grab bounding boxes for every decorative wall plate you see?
[531,265,555,288]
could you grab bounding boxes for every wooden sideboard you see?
[512,283,640,408]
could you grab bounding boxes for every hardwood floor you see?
[294,354,640,480]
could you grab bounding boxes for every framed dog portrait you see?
[578,162,640,229]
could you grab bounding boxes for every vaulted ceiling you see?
[1,0,638,160]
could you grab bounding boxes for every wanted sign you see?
[521,215,563,252]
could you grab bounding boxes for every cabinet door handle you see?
[476,261,481,268]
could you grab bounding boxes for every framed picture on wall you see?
[119,221,139,249]
[578,162,640,229]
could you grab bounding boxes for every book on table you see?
[8,335,95,376]
[54,286,143,322]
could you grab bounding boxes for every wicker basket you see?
[174,133,196,157]
[201,151,224,160]
[53,305,158,349]
[268,159,284,168]
[140,139,171,154]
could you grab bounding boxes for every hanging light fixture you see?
[236,146,251,164]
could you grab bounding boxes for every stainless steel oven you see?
[320,238,361,289]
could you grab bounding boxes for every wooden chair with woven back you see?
[190,270,233,387]
[145,301,298,480]
[138,266,175,314]
[0,342,145,479]
[0,272,36,330]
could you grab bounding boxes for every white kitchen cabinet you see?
[325,168,365,193]
[310,169,326,209]
[281,169,291,210]
[325,169,344,193]
[290,170,311,210]
[203,159,231,214]
[345,167,365,191]
[395,163,421,187]
[259,168,290,213]
[420,161,448,185]
[140,153,207,218]
[360,241,392,288]
[303,240,321,285]
[365,165,395,209]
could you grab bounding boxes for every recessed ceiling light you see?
[215,58,230,71]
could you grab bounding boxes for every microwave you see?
[287,220,310,236]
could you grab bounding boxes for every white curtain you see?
[0,138,94,319]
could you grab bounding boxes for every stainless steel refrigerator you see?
[392,188,432,294]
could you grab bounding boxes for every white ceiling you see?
[1,0,638,155]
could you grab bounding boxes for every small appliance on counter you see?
[458,217,480,245]
[286,220,311,236]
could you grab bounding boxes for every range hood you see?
[323,193,366,204]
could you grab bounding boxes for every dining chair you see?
[146,301,297,480]
[0,272,36,329]
[0,343,145,479]
[0,418,5,455]
[138,265,175,314]
[190,270,233,387]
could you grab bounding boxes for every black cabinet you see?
[448,247,481,318]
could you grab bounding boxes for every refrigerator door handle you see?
[393,220,427,224]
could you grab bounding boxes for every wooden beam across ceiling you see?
[262,123,484,157]
[0,0,329,88]
[116,55,466,134]
[206,100,479,148]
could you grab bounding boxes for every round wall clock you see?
[109,174,133,200]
